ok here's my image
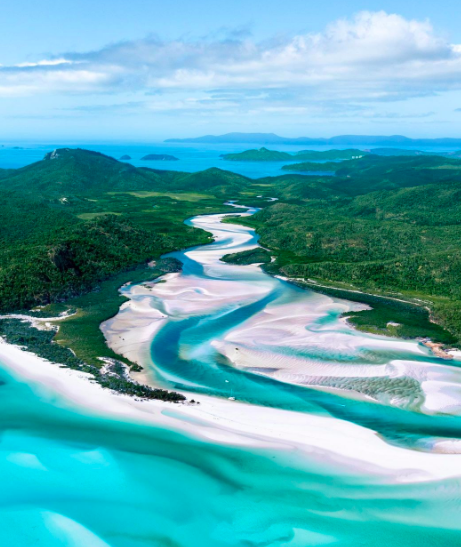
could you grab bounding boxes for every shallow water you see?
[2,204,461,544]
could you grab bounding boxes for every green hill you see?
[0,148,166,197]
[221,148,293,161]
[282,160,347,172]
[168,167,250,195]
[221,147,368,162]
[294,149,367,160]
[233,154,461,343]
[0,149,251,313]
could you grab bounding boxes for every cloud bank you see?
[1,11,460,119]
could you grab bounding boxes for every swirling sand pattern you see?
[1,206,461,545]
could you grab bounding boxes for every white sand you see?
[4,205,461,486]
[1,339,461,485]
[102,208,461,417]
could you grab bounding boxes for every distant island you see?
[166,132,461,147]
[221,148,293,161]
[221,147,366,162]
[222,147,461,167]
[371,147,461,158]
[141,153,179,161]
[120,154,132,160]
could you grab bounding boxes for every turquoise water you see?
[2,152,461,544]
[113,210,461,443]
[2,141,461,178]
[1,356,461,546]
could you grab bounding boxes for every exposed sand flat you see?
[102,206,461,418]
[5,203,461,499]
[1,339,461,485]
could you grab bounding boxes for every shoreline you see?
[2,337,461,485]
[1,206,461,490]
[103,207,461,419]
[225,214,458,348]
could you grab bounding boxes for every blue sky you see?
[1,0,461,141]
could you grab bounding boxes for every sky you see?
[1,0,461,141]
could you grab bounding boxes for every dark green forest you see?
[233,154,461,343]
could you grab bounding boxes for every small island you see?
[221,248,272,265]
[120,154,132,160]
[141,153,179,161]
[221,147,293,161]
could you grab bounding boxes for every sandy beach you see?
[1,338,461,485]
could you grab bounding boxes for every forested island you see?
[141,153,179,161]
[221,248,272,264]
[223,147,461,166]
[221,148,293,161]
[3,147,461,400]
[222,147,366,162]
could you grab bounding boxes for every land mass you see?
[3,147,461,401]
[282,160,345,172]
[225,152,461,344]
[221,147,366,162]
[0,148,251,401]
[141,153,179,161]
[221,248,272,265]
[166,132,461,146]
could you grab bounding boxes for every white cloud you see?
[16,58,76,68]
[1,11,460,112]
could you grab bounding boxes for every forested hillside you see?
[0,148,250,312]
[234,154,461,343]
[3,148,461,346]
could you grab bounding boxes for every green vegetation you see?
[221,147,293,161]
[221,147,367,162]
[221,247,272,265]
[141,154,178,161]
[0,317,185,401]
[229,153,461,345]
[282,160,346,172]
[295,149,366,160]
[0,148,254,400]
